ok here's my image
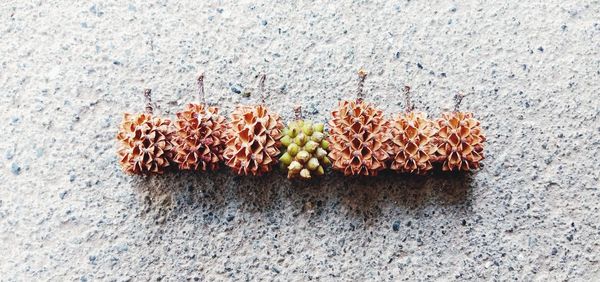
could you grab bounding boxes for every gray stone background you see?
[1,0,599,281]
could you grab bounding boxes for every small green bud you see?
[280,135,292,147]
[316,148,327,159]
[300,168,311,179]
[307,158,320,170]
[287,143,299,157]
[296,150,311,163]
[294,133,307,146]
[302,123,313,136]
[288,127,299,138]
[321,140,329,150]
[316,165,325,175]
[279,152,292,165]
[288,161,303,172]
[322,156,331,165]
[304,140,318,153]
[313,123,324,133]
[311,132,324,142]
[282,128,289,136]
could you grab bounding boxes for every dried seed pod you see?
[433,93,486,171]
[388,86,437,174]
[116,89,175,175]
[389,111,437,174]
[172,75,228,171]
[327,69,390,176]
[223,74,284,175]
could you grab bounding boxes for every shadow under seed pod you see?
[127,164,474,225]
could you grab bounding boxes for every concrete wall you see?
[1,1,599,280]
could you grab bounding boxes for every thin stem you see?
[294,106,303,120]
[144,89,153,114]
[454,92,464,112]
[197,73,206,104]
[356,68,367,99]
[403,85,413,112]
[258,73,266,103]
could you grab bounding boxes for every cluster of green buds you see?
[279,119,331,179]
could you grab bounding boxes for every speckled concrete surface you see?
[1,0,599,281]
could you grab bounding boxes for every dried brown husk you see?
[224,105,284,176]
[433,112,486,171]
[389,111,436,174]
[327,99,390,176]
[116,113,175,174]
[172,103,228,171]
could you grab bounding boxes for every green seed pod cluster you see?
[279,120,331,179]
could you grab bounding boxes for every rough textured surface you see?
[1,0,599,280]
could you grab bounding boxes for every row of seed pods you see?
[116,69,486,179]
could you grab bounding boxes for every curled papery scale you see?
[389,111,437,174]
[172,103,228,171]
[116,113,175,174]
[327,99,390,176]
[433,112,486,171]
[223,105,284,176]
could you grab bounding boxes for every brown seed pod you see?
[433,93,486,171]
[389,111,437,174]
[172,74,228,171]
[223,74,284,176]
[116,89,175,175]
[388,86,437,174]
[327,69,391,176]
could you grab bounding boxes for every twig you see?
[454,92,464,112]
[258,73,266,103]
[403,85,414,112]
[197,73,206,104]
[294,106,303,120]
[357,68,367,99]
[144,89,153,114]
